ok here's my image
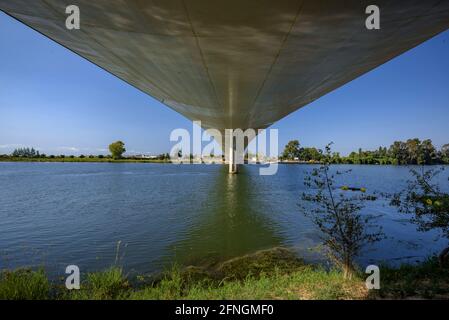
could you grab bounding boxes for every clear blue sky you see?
[0,11,448,156]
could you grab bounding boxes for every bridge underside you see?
[1,1,448,172]
[2,1,448,131]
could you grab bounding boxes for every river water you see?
[0,162,447,278]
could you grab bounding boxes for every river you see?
[0,162,447,278]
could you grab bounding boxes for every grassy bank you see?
[1,248,448,300]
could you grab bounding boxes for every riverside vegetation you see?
[0,145,171,163]
[1,248,449,300]
[2,138,449,165]
[280,138,449,165]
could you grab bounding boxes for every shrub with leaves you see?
[300,143,384,279]
[391,167,449,266]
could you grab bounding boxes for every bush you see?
[391,167,449,265]
[300,143,384,278]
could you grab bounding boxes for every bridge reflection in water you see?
[168,166,284,267]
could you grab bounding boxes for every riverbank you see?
[3,157,449,166]
[3,156,448,166]
[0,157,171,163]
[1,248,448,300]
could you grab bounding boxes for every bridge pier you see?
[228,136,238,174]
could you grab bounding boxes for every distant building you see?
[128,154,158,159]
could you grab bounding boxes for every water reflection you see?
[169,166,283,266]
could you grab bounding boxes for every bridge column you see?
[228,136,238,174]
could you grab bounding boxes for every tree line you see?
[1,141,170,161]
[10,147,40,158]
[281,138,449,165]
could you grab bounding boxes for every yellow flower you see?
[434,201,441,206]
[426,199,433,205]
[341,186,349,191]
[360,187,366,193]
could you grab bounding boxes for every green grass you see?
[129,266,365,300]
[373,257,449,299]
[1,250,448,300]
[0,268,50,300]
[0,265,366,300]
[64,268,130,300]
[0,248,367,300]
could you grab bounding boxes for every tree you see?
[109,141,126,159]
[281,140,301,160]
[440,144,449,162]
[391,167,449,266]
[11,147,38,158]
[419,139,437,165]
[388,141,408,164]
[300,143,384,278]
[405,138,421,164]
[331,152,341,164]
[299,147,322,162]
[158,153,170,161]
